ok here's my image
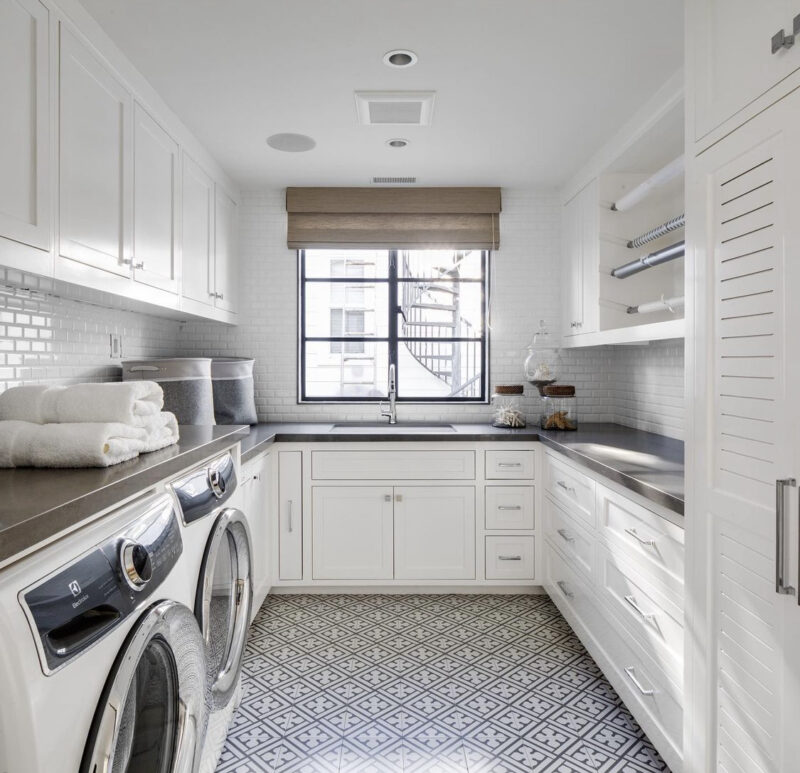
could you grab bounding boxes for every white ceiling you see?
[80,0,683,191]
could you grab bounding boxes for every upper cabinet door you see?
[692,0,798,141]
[181,152,214,306]
[0,0,50,251]
[561,191,583,337]
[214,187,238,313]
[132,102,178,293]
[59,25,131,276]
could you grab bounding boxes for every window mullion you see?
[388,250,398,392]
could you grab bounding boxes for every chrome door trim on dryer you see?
[195,507,252,709]
[80,600,207,773]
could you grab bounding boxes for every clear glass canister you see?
[491,385,526,428]
[540,385,577,430]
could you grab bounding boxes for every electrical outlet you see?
[109,334,122,359]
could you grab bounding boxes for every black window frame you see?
[298,249,490,404]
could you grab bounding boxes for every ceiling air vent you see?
[372,176,417,184]
[355,91,435,126]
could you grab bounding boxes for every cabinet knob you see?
[384,494,392,502]
[216,292,224,300]
[395,494,403,502]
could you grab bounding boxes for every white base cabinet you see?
[241,451,271,619]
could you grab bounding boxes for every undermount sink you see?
[329,422,457,433]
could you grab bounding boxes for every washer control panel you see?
[171,452,237,524]
[21,493,183,674]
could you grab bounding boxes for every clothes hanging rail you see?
[610,155,685,212]
[626,295,685,315]
[611,240,685,279]
[627,214,685,249]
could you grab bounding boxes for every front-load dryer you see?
[170,452,253,773]
[0,491,207,773]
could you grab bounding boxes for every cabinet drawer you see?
[485,536,535,580]
[597,546,683,684]
[543,452,595,529]
[485,450,535,479]
[543,496,594,578]
[485,486,535,530]
[597,483,684,587]
[312,450,475,480]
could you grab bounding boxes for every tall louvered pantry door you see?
[688,93,800,773]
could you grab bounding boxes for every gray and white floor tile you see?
[216,594,671,773]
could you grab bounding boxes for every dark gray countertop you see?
[237,421,684,515]
[0,425,248,566]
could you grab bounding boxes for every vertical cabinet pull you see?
[775,478,796,595]
[287,499,294,533]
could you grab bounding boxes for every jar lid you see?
[493,384,524,395]
[543,384,575,396]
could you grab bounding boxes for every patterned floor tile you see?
[217,594,672,773]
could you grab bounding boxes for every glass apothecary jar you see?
[524,320,562,396]
[491,385,526,428]
[540,385,577,430]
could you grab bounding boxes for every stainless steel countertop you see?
[0,425,248,567]
[238,421,684,515]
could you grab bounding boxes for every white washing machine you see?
[0,489,207,773]
[170,452,253,773]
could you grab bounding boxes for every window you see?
[299,249,489,402]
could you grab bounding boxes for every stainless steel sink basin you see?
[329,422,457,433]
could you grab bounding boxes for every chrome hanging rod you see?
[610,155,685,212]
[611,240,685,279]
[627,214,685,249]
[626,295,685,315]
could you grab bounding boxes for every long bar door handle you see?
[287,499,294,534]
[776,478,796,595]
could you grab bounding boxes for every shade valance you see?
[286,187,502,250]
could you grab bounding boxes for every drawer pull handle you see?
[775,478,796,596]
[498,555,523,561]
[556,528,574,543]
[624,594,656,623]
[498,505,522,511]
[624,666,655,696]
[556,480,576,493]
[625,527,656,548]
[556,580,573,599]
[498,462,522,468]
[287,500,294,533]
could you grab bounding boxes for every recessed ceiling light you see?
[386,138,409,148]
[383,49,418,68]
[266,133,316,152]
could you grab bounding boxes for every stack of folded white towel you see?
[0,382,179,468]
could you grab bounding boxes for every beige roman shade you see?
[286,187,502,250]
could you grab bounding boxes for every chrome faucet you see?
[380,364,397,424]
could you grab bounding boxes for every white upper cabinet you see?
[181,152,215,308]
[0,0,50,253]
[214,187,238,313]
[58,24,132,277]
[691,0,800,142]
[132,103,178,294]
[561,180,598,338]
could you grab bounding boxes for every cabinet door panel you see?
[181,152,214,306]
[59,25,131,275]
[394,486,475,580]
[133,103,178,293]
[278,451,302,581]
[0,0,49,251]
[214,187,238,312]
[312,486,393,580]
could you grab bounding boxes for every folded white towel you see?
[139,411,180,453]
[0,420,147,468]
[0,382,164,425]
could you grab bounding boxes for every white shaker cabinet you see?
[213,187,238,313]
[394,486,476,580]
[561,179,598,338]
[277,451,303,581]
[241,452,271,616]
[58,24,132,278]
[132,103,178,294]
[312,486,394,580]
[181,152,215,308]
[690,1,800,142]
[686,90,800,773]
[0,0,50,254]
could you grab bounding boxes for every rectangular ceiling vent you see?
[355,91,435,126]
[372,176,417,184]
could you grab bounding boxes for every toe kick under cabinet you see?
[272,442,540,588]
[542,449,685,773]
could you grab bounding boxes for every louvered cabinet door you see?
[688,94,800,773]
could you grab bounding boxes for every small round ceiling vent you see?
[383,49,418,68]
[266,133,316,152]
